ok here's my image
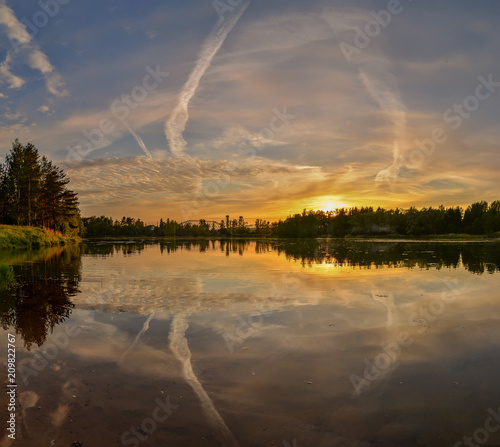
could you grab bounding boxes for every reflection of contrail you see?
[169,313,240,447]
[122,120,153,158]
[165,2,251,157]
[121,312,155,360]
[359,64,406,183]
[371,290,396,333]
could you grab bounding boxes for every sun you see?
[315,199,344,213]
[284,197,347,217]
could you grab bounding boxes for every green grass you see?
[0,225,80,249]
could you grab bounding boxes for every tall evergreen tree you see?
[0,140,82,235]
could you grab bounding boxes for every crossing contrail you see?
[122,120,153,158]
[165,1,251,157]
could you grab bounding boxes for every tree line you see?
[83,216,242,237]
[83,201,500,239]
[83,214,274,237]
[275,203,500,237]
[0,140,83,236]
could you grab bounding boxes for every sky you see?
[0,0,499,223]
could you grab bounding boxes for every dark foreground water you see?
[1,239,500,447]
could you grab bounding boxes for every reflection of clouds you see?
[7,241,500,447]
[76,258,321,316]
[19,391,39,418]
[70,245,500,383]
[50,403,69,427]
[79,275,214,314]
[19,248,500,446]
[74,252,335,368]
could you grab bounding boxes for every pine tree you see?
[0,140,82,235]
[5,140,25,225]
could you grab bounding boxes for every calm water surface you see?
[1,239,500,447]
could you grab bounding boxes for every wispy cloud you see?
[0,0,68,97]
[0,0,32,45]
[37,105,51,114]
[0,52,25,88]
[165,1,251,157]
[1,0,499,219]
[66,154,324,219]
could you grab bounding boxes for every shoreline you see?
[0,225,81,249]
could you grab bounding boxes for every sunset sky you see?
[1,0,499,223]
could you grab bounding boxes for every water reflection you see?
[275,239,500,274]
[2,240,499,350]
[2,239,500,446]
[83,239,500,274]
[0,246,81,349]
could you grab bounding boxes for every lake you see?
[1,239,500,447]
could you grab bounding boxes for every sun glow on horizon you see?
[314,198,347,214]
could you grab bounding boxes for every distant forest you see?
[1,141,498,240]
[83,200,500,238]
[0,140,83,236]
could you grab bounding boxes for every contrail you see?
[122,119,153,158]
[359,65,406,183]
[169,313,240,447]
[165,1,251,157]
[324,10,407,183]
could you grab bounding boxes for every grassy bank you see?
[0,225,80,249]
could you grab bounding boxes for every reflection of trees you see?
[84,240,251,256]
[0,245,82,350]
[460,243,500,274]
[81,239,500,274]
[0,264,15,289]
[4,240,497,349]
[81,243,146,257]
[273,240,500,274]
